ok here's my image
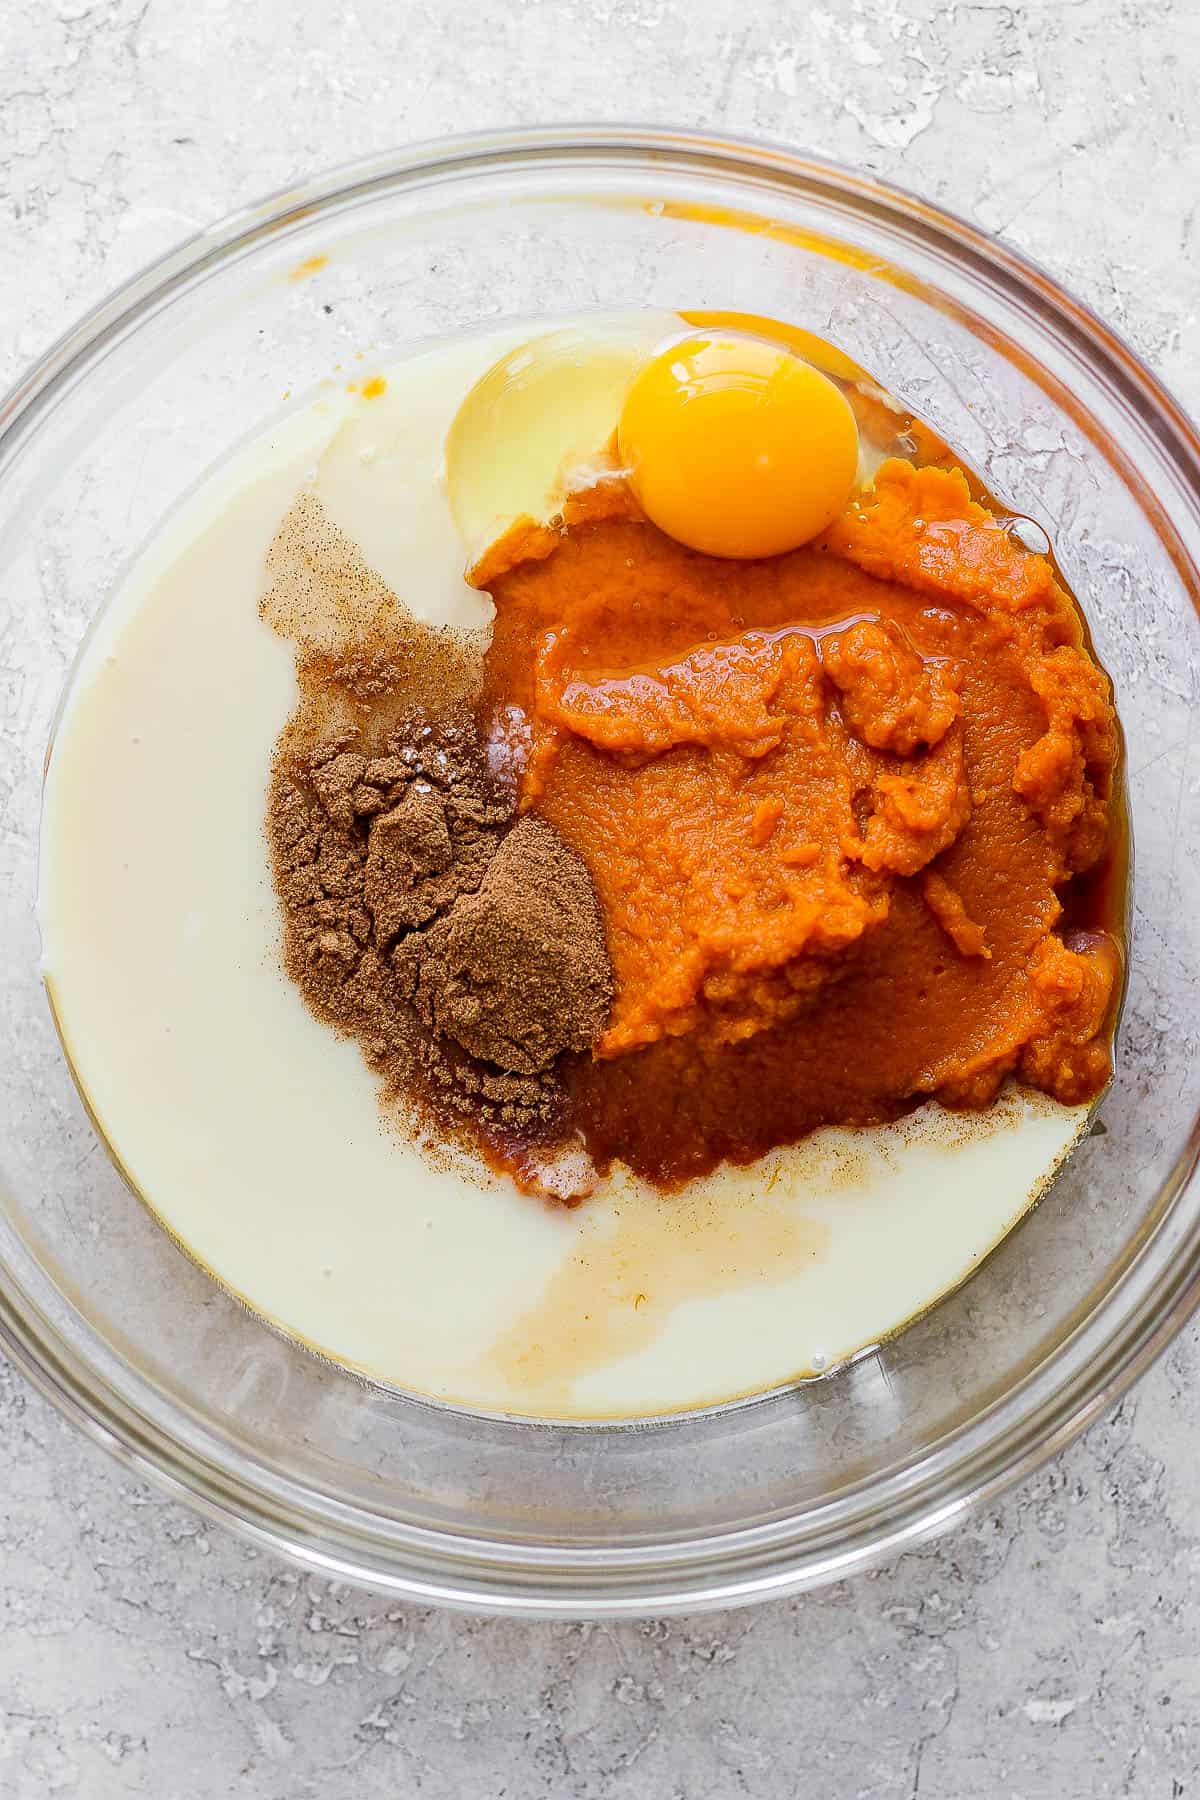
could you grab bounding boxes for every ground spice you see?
[262,490,616,1170]
[398,816,612,1073]
[268,707,612,1148]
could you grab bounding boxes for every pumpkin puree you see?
[481,460,1121,1187]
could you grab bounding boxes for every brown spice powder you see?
[398,816,612,1075]
[262,491,613,1169]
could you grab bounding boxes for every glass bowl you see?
[2,127,1199,1619]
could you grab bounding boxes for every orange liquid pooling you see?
[481,460,1122,1189]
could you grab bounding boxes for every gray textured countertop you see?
[3,3,1199,1795]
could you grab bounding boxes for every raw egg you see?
[617,332,860,559]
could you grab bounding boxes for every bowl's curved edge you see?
[4,124,1200,1616]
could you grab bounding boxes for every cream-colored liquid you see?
[39,326,1089,1421]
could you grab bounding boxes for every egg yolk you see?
[617,333,860,560]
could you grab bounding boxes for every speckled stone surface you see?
[3,3,1200,1794]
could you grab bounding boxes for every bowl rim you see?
[4,123,1200,1618]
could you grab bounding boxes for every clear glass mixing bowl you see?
[2,128,1198,1618]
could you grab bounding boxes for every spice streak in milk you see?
[40,329,1089,1420]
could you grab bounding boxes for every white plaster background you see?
[2,1,1199,1794]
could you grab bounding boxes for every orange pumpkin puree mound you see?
[481,459,1121,1188]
